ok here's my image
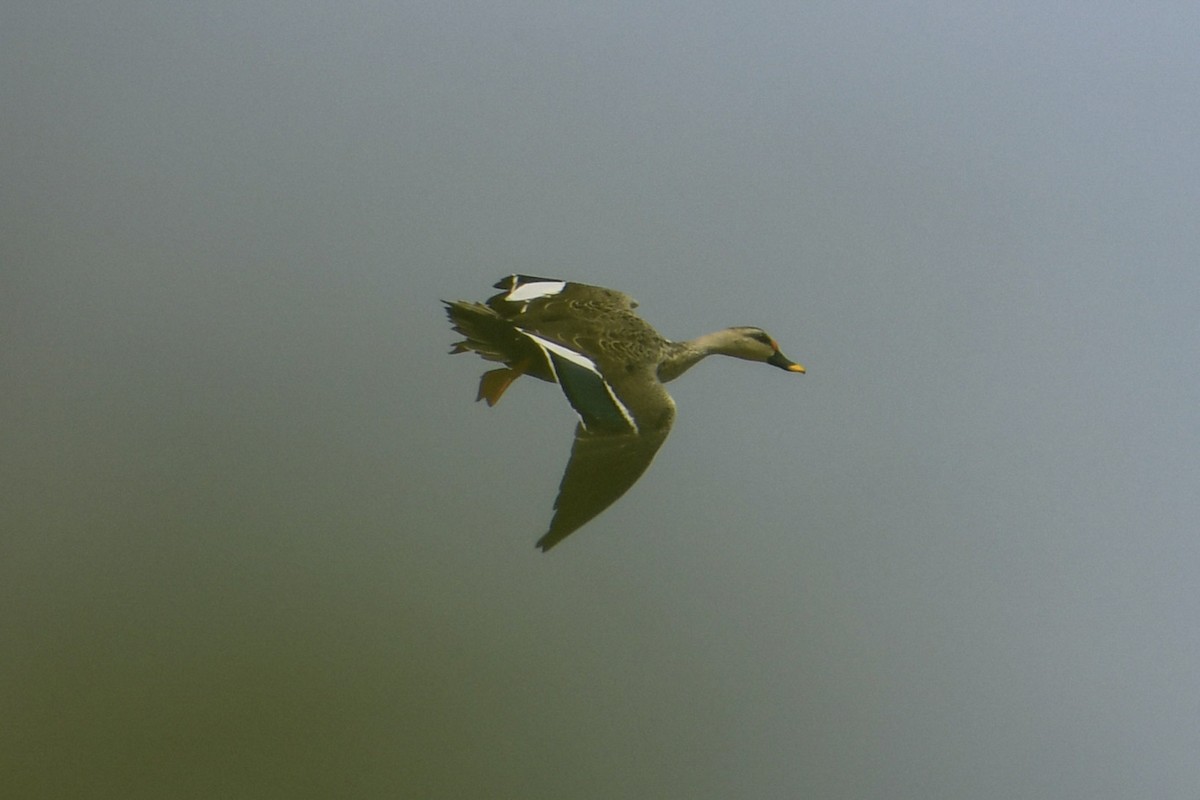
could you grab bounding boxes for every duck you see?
[444,274,805,551]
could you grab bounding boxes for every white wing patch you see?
[520,331,637,432]
[504,280,566,303]
[525,332,600,372]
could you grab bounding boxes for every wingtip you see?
[535,529,565,552]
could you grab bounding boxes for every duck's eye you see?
[750,331,773,346]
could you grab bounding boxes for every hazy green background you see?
[5,3,1198,798]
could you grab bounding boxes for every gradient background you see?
[5,4,1199,798]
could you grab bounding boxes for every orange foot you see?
[476,367,520,406]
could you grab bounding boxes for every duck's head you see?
[719,327,806,373]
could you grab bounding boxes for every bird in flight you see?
[445,275,805,551]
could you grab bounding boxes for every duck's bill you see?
[767,350,805,373]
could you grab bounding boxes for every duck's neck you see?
[657,330,740,383]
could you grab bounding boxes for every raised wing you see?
[490,274,639,312]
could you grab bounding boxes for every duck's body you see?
[445,275,804,551]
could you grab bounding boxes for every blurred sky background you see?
[4,3,1199,798]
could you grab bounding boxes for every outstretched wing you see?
[532,356,676,551]
[536,416,673,551]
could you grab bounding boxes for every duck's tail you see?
[443,301,511,360]
[443,300,546,405]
